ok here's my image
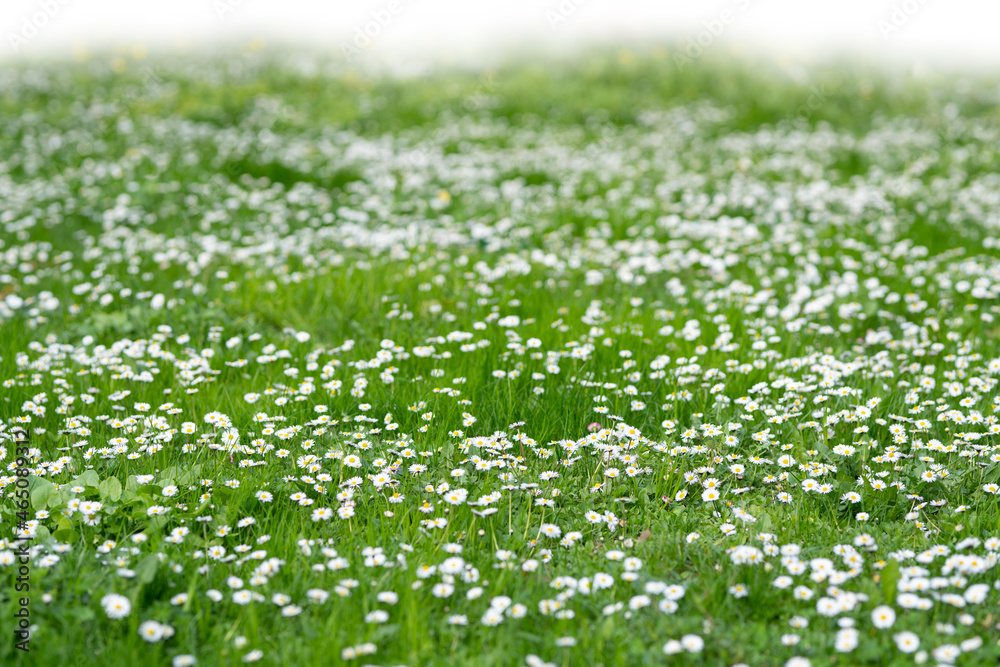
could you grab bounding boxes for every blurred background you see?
[2,0,999,68]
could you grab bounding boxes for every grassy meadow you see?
[1,47,999,666]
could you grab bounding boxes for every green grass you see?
[0,46,999,667]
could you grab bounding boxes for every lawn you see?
[1,46,999,666]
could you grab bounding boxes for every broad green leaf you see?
[30,478,56,510]
[73,469,100,488]
[72,606,96,623]
[53,527,77,542]
[99,477,123,502]
[176,463,202,485]
[134,554,160,585]
[881,559,900,606]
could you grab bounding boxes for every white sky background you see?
[2,0,999,68]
